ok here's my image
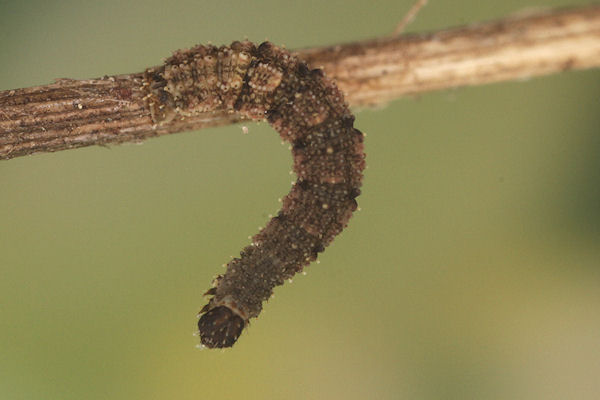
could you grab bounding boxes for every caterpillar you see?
[143,41,365,348]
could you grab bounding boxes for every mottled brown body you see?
[143,41,365,348]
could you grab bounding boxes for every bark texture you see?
[1,5,599,160]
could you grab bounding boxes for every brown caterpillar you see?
[143,41,365,348]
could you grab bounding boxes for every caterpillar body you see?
[143,41,365,348]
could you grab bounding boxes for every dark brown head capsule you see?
[197,306,245,348]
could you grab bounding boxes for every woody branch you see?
[1,5,599,160]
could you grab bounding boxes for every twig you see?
[393,0,429,36]
[1,5,599,160]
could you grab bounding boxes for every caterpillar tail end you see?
[197,306,245,348]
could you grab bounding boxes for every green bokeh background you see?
[1,1,599,399]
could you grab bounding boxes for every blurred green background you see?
[1,0,599,399]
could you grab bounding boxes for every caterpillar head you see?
[197,305,246,348]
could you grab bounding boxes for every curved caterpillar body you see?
[143,41,365,348]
